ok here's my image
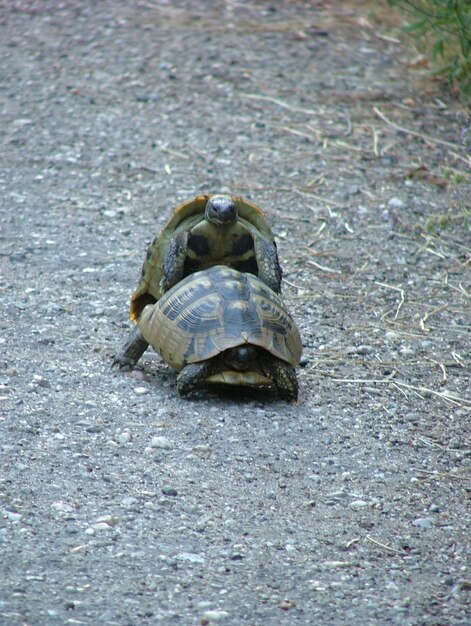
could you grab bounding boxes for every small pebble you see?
[412,517,435,529]
[10,251,27,262]
[162,487,178,497]
[150,436,173,449]
[388,197,405,209]
[456,580,471,592]
[201,609,230,623]
[91,522,113,531]
[327,490,347,499]
[356,344,373,355]
[33,376,50,387]
[175,552,205,563]
[191,445,212,458]
[95,515,118,526]
[37,336,55,345]
[70,545,87,554]
[350,500,369,509]
[51,501,74,514]
[279,600,296,610]
[117,431,132,445]
[345,345,373,355]
[134,386,149,395]
[121,496,138,507]
[4,511,22,522]
[84,422,103,433]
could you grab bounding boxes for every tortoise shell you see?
[138,265,302,376]
[129,194,278,322]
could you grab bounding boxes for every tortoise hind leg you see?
[253,235,282,293]
[112,327,149,369]
[259,354,298,402]
[176,361,216,396]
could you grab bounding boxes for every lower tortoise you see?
[113,193,282,368]
[136,266,302,400]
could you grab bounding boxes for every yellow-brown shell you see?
[138,266,302,372]
[129,194,276,322]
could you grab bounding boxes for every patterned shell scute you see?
[139,266,301,371]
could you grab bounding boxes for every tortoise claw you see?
[111,327,149,370]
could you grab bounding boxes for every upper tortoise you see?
[113,194,282,368]
[137,266,302,400]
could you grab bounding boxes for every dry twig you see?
[296,190,345,207]
[307,259,341,274]
[427,359,448,383]
[366,535,402,554]
[325,376,471,407]
[373,107,466,153]
[375,281,406,320]
[242,93,319,116]
[371,126,380,157]
[419,304,448,332]
[156,141,189,160]
[414,468,470,481]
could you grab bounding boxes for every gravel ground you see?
[1,1,470,625]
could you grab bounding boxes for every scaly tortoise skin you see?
[113,194,282,368]
[136,265,302,400]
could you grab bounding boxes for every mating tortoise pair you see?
[113,194,302,400]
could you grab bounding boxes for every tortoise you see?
[135,265,302,400]
[113,193,282,368]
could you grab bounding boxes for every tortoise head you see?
[222,345,258,371]
[205,194,238,225]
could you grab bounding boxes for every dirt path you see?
[1,1,470,624]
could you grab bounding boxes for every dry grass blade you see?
[296,190,345,207]
[375,281,406,320]
[277,126,316,140]
[419,304,448,332]
[242,93,319,116]
[373,107,467,155]
[427,359,448,383]
[371,126,381,157]
[414,468,471,481]
[156,141,190,160]
[366,535,402,554]
[326,376,471,407]
[307,259,341,274]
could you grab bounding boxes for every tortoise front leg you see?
[259,354,298,402]
[253,235,282,294]
[176,361,217,396]
[112,327,149,369]
[160,230,189,293]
